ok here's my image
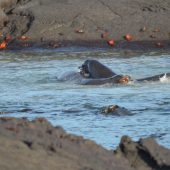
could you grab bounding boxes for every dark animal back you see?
[87,60,116,78]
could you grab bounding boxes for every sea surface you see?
[0,47,170,149]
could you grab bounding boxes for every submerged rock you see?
[101,104,132,116]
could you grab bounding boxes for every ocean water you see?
[0,48,170,149]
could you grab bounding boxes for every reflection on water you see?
[0,48,170,149]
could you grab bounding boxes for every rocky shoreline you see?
[0,117,170,170]
[0,0,170,50]
[1,1,170,169]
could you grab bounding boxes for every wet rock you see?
[115,135,170,170]
[0,117,134,170]
[101,104,132,116]
[0,118,170,170]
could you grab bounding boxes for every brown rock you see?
[0,117,133,170]
[0,118,170,170]
[1,0,170,49]
[115,135,170,170]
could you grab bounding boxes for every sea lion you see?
[79,60,116,78]
[59,59,170,85]
[59,60,131,85]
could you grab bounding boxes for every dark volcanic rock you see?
[0,0,170,49]
[115,136,170,170]
[0,0,34,40]
[0,117,170,170]
[0,117,133,170]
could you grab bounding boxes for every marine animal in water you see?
[59,60,170,85]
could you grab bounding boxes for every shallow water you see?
[0,48,170,149]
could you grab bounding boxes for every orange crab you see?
[107,39,115,46]
[0,41,7,49]
[124,34,133,41]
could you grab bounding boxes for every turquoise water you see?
[0,48,170,149]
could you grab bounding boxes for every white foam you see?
[128,80,135,85]
[159,73,169,83]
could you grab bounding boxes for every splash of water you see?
[160,73,169,83]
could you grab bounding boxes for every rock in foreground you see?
[115,136,170,170]
[0,117,170,170]
[0,117,133,170]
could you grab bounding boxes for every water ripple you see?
[0,49,170,149]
